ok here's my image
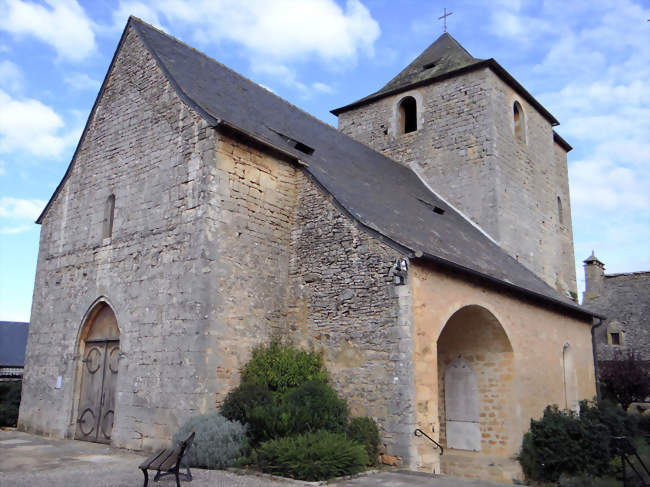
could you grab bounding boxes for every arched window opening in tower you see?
[399,96,417,134]
[103,194,115,239]
[513,101,525,142]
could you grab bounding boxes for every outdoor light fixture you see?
[389,258,409,285]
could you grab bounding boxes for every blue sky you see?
[0,0,648,322]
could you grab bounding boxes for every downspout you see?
[591,317,604,400]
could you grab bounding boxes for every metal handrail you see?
[612,436,650,487]
[414,428,443,456]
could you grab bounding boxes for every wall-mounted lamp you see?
[389,258,409,285]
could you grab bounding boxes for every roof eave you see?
[553,130,573,152]
[332,59,560,126]
[416,252,604,321]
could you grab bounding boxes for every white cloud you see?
[0,196,45,220]
[0,0,96,62]
[0,89,77,158]
[312,82,335,94]
[0,223,34,234]
[64,73,101,91]
[0,60,23,93]
[114,0,380,64]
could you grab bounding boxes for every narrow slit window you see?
[103,194,115,239]
[557,196,564,225]
[399,96,417,134]
[513,101,526,142]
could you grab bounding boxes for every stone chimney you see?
[583,251,605,301]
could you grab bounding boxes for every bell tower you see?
[332,33,577,296]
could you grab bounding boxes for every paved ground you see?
[0,429,512,487]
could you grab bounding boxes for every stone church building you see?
[19,18,601,482]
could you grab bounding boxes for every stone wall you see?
[286,170,415,460]
[208,131,300,402]
[584,270,650,362]
[337,67,577,295]
[20,26,219,449]
[410,261,595,483]
[19,26,302,451]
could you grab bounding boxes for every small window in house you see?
[399,96,417,134]
[103,194,115,239]
[610,332,620,345]
[557,196,564,225]
[513,101,526,142]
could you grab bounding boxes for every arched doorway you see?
[75,302,120,443]
[437,305,514,456]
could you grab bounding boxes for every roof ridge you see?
[129,16,340,133]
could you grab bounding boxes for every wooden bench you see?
[139,432,195,487]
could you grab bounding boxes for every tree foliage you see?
[599,350,650,410]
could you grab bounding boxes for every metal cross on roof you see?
[438,8,453,33]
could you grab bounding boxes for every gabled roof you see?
[331,33,559,126]
[38,18,598,320]
[0,321,29,367]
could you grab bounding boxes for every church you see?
[18,17,600,482]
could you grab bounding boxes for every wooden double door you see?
[75,339,119,443]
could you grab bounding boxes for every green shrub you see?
[173,411,247,469]
[518,404,612,482]
[638,413,650,436]
[282,380,348,435]
[347,417,380,465]
[244,380,348,445]
[252,430,368,481]
[220,382,272,425]
[242,342,327,393]
[0,381,22,427]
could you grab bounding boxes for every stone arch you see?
[437,305,515,456]
[398,96,417,134]
[72,298,120,444]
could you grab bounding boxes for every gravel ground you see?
[0,429,511,487]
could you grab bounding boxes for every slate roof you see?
[331,33,559,126]
[0,321,29,367]
[350,33,483,105]
[38,18,597,320]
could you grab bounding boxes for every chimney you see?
[583,251,605,301]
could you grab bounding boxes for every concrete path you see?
[0,430,512,487]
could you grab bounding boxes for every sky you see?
[0,0,648,322]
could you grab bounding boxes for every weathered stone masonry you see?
[338,68,576,295]
[20,28,221,449]
[21,24,416,456]
[286,170,415,458]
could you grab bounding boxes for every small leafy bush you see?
[638,413,650,436]
[0,381,21,427]
[242,342,328,393]
[220,382,272,425]
[518,403,613,482]
[252,430,368,481]
[173,411,247,469]
[281,380,348,435]
[244,380,348,445]
[347,417,380,465]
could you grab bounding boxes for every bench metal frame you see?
[139,432,195,487]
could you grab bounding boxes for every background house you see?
[0,321,29,380]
